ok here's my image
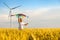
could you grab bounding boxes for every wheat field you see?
[0,28,60,40]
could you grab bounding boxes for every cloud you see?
[30,7,60,20]
[0,7,60,28]
[0,14,8,22]
[27,7,60,28]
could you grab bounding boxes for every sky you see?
[0,0,60,28]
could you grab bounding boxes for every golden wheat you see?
[0,28,60,40]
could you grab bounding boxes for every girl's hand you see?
[24,23,28,26]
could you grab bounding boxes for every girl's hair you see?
[18,18,22,22]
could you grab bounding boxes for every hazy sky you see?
[0,0,60,28]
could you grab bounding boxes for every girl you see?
[18,18,28,30]
[11,14,28,30]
